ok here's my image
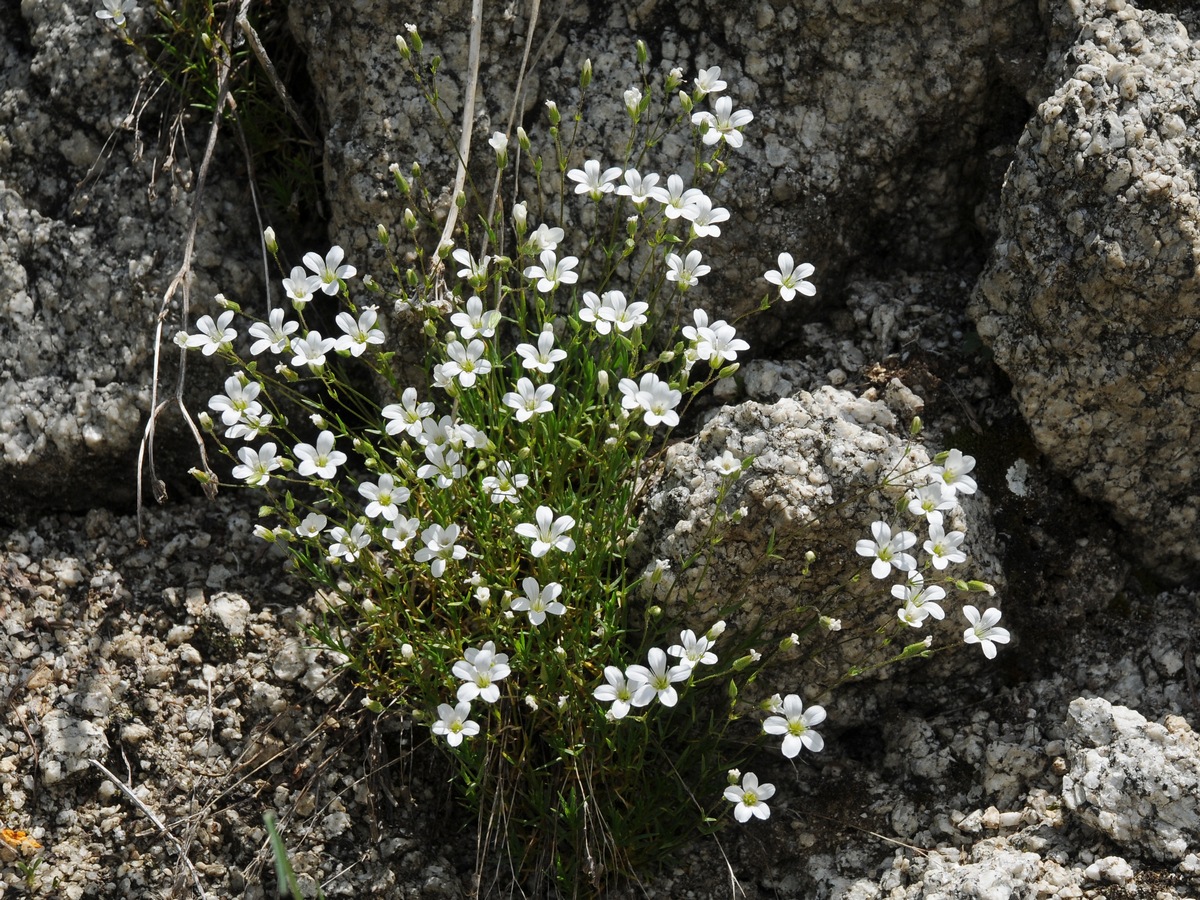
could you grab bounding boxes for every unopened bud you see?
[403,208,417,231]
[596,369,609,397]
[580,58,592,90]
[636,39,648,66]
[263,226,278,255]
[512,201,527,234]
[910,416,923,437]
[198,412,214,433]
[516,126,530,152]
[706,620,726,641]
[395,34,409,58]
[545,100,560,126]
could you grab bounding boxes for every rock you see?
[39,710,108,785]
[1061,696,1200,861]
[630,387,1004,698]
[970,0,1200,581]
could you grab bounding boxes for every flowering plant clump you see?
[173,32,1004,894]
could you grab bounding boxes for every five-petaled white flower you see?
[616,169,661,210]
[891,573,947,621]
[413,523,467,578]
[334,308,385,356]
[709,450,743,477]
[231,442,281,486]
[488,131,508,165]
[208,374,262,426]
[693,66,727,96]
[248,308,298,355]
[442,339,492,388]
[452,248,490,285]
[358,473,410,521]
[924,524,967,570]
[566,159,622,200]
[763,253,817,302]
[432,701,479,747]
[327,523,370,562]
[523,250,579,293]
[907,481,955,527]
[651,174,704,220]
[692,95,754,148]
[95,0,137,26]
[291,331,337,371]
[526,223,565,252]
[725,772,775,823]
[934,449,978,496]
[295,512,327,539]
[593,666,649,719]
[665,249,710,289]
[382,387,434,438]
[515,505,576,557]
[618,373,682,428]
[626,647,691,708]
[450,296,502,339]
[283,266,321,307]
[481,461,528,504]
[382,516,421,551]
[294,430,347,479]
[762,694,826,758]
[668,630,718,668]
[689,196,730,238]
[453,641,511,703]
[855,521,918,579]
[503,377,555,421]
[516,328,568,374]
[510,577,567,626]
[963,606,1010,659]
[303,246,356,295]
[183,311,237,356]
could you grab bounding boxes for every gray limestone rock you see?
[970,0,1200,581]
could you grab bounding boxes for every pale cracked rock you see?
[630,388,1004,698]
[39,709,109,785]
[970,0,1200,581]
[1061,696,1200,861]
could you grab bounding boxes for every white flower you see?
[503,377,554,421]
[382,388,434,437]
[891,573,947,621]
[516,328,568,374]
[327,523,370,562]
[623,87,642,117]
[515,505,575,557]
[248,308,298,355]
[762,694,826,758]
[303,246,356,295]
[616,169,660,209]
[417,444,465,488]
[295,512,328,539]
[855,521,917,579]
[488,131,508,164]
[724,772,774,823]
[924,524,967,570]
[934,449,978,496]
[224,411,273,441]
[452,248,490,284]
[693,66,726,96]
[481,461,528,504]
[442,339,492,388]
[382,516,421,551]
[667,630,718,668]
[523,249,579,293]
[527,223,565,252]
[184,311,236,356]
[626,647,691,708]
[692,95,754,148]
[231,442,281,486]
[95,0,137,26]
[689,196,730,238]
[566,159,622,200]
[593,666,648,720]
[510,577,566,626]
[283,266,322,307]
[208,375,262,427]
[432,701,479,747]
[618,373,681,428]
[413,523,467,578]
[650,174,704,220]
[709,450,742,477]
[453,641,510,703]
[291,331,337,371]
[907,482,955,527]
[358,474,410,521]
[665,249,710,289]
[450,296,501,339]
[334,308,385,356]
[763,253,816,302]
[293,430,347,479]
[963,606,1010,659]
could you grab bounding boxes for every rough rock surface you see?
[631,387,1004,701]
[970,0,1200,581]
[0,2,260,515]
[1062,697,1200,861]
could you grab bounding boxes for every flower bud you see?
[779,633,799,651]
[910,416,923,437]
[488,131,508,168]
[648,605,662,618]
[666,67,683,91]
[189,467,212,484]
[454,191,466,209]
[732,651,759,671]
[580,58,592,90]
[198,411,214,433]
[516,127,530,152]
[401,643,414,659]
[263,226,278,255]
[819,616,842,632]
[512,201,527,234]
[726,768,741,785]
[403,208,417,231]
[253,524,277,542]
[545,100,560,126]
[407,25,423,53]
[623,87,642,120]
[596,369,609,397]
[377,223,389,245]
[437,240,454,259]
[395,34,410,58]
[706,620,726,641]
[678,91,693,114]
[717,362,740,379]
[636,39,648,66]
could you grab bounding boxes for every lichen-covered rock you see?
[630,388,1004,694]
[0,2,259,514]
[970,0,1200,581]
[1062,696,1200,861]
